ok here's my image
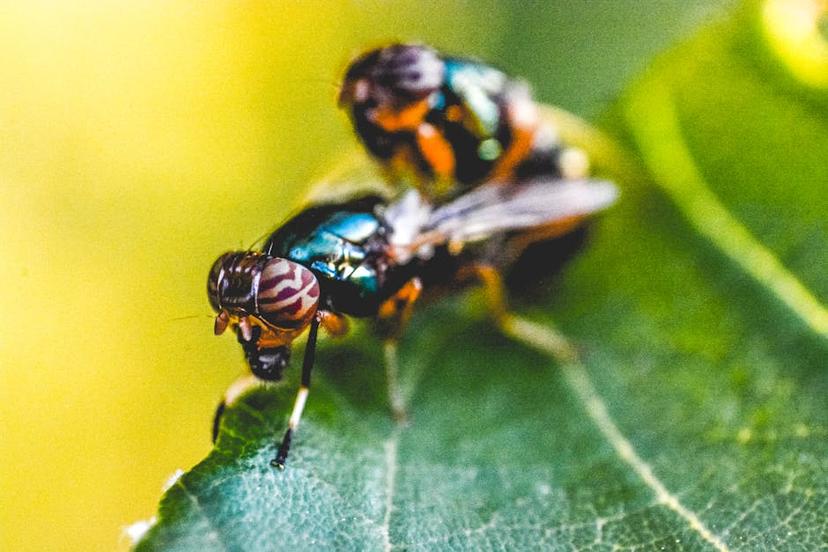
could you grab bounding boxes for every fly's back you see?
[340,43,586,201]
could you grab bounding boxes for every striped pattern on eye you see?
[256,258,320,329]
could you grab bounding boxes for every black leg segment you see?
[212,400,226,443]
[272,314,321,470]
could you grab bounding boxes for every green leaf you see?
[135,7,827,551]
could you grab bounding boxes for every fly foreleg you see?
[212,374,261,443]
[271,313,321,470]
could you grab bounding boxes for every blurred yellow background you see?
[0,1,725,550]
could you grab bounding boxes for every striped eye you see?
[256,258,320,330]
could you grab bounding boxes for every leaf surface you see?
[136,9,828,551]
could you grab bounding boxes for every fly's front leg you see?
[319,310,349,338]
[212,374,261,443]
[377,278,422,423]
[462,263,576,362]
[272,313,322,470]
[213,325,292,443]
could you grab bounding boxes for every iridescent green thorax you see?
[263,199,399,316]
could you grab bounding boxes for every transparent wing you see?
[428,178,618,242]
[394,178,618,253]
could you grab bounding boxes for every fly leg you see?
[272,313,321,470]
[319,310,349,338]
[268,311,347,457]
[212,374,261,443]
[376,278,423,423]
[213,325,292,443]
[464,263,577,362]
[377,277,423,341]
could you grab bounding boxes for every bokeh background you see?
[0,1,752,550]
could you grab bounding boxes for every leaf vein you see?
[379,342,414,551]
[175,478,229,551]
[623,78,828,339]
[503,316,731,552]
[381,430,400,552]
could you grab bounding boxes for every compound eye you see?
[257,258,320,329]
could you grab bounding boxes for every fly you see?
[207,178,617,469]
[339,43,590,202]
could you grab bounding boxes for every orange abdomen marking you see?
[373,98,431,131]
[490,99,540,182]
[416,123,456,180]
